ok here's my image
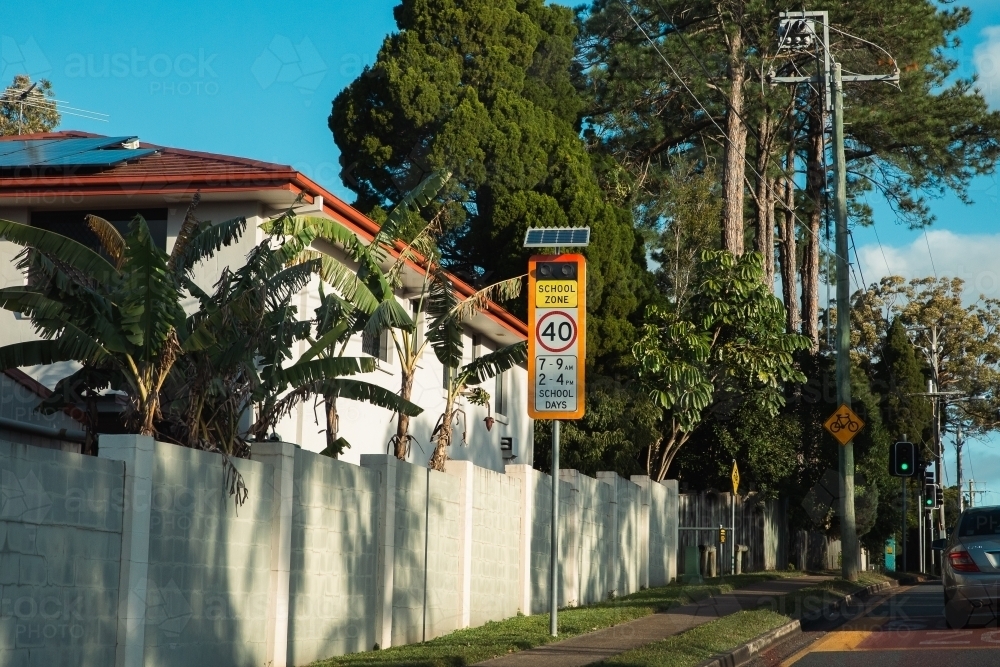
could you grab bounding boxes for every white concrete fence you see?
[0,435,678,667]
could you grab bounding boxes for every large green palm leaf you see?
[169,216,247,276]
[461,342,527,385]
[315,378,424,416]
[0,219,118,283]
[117,216,181,357]
[267,356,378,394]
[426,268,463,369]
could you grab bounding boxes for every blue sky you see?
[3,0,1000,504]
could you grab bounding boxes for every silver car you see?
[939,506,1000,628]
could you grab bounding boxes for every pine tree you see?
[873,317,933,449]
[329,0,647,363]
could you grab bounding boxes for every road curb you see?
[695,579,900,667]
[694,620,801,667]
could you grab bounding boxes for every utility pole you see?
[956,422,964,513]
[831,62,859,581]
[773,12,898,583]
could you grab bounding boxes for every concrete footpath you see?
[475,575,831,667]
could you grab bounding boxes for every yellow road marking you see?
[779,587,912,666]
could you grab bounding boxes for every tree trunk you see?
[720,23,747,255]
[394,370,415,459]
[801,109,823,351]
[429,398,453,472]
[779,144,800,334]
[325,393,340,458]
[754,116,775,287]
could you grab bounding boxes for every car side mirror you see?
[931,538,947,551]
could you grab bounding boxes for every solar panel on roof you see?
[523,227,591,248]
[0,139,62,157]
[40,149,156,167]
[0,136,145,168]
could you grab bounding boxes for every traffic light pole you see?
[901,476,907,573]
[832,63,859,582]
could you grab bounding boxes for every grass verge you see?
[312,571,807,667]
[603,571,894,667]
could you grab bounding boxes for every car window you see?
[959,509,1000,537]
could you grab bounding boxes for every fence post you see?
[361,455,398,648]
[505,464,534,615]
[630,476,652,590]
[596,472,620,597]
[443,460,475,628]
[559,470,582,606]
[254,442,297,667]
[100,435,155,667]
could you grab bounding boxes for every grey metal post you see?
[901,476,907,573]
[550,419,560,637]
[957,422,964,513]
[832,62,859,582]
[918,501,925,573]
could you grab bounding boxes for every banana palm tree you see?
[0,204,422,455]
[0,208,244,436]
[279,172,527,469]
[424,267,526,471]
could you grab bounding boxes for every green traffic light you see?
[901,463,909,471]
[925,498,933,506]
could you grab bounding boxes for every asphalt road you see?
[752,581,1000,667]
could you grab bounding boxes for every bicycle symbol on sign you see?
[829,412,860,434]
[823,404,865,444]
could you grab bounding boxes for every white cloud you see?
[855,229,1000,300]
[974,26,1000,107]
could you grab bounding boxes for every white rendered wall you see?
[0,439,124,666]
[286,447,380,663]
[144,442,273,666]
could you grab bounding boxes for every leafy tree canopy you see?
[634,249,810,480]
[329,0,647,364]
[1,75,59,135]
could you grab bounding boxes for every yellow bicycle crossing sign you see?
[824,404,865,445]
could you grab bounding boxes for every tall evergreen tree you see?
[872,317,933,449]
[577,0,1000,345]
[329,0,646,363]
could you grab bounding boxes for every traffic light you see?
[936,486,945,508]
[889,441,916,477]
[719,528,727,543]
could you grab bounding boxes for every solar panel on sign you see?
[523,227,590,247]
[0,136,140,168]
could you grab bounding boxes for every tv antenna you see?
[1,81,109,134]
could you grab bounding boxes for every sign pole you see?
[550,419,560,636]
[524,229,590,638]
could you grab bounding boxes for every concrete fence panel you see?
[467,464,521,627]
[0,439,124,667]
[284,447,380,664]
[142,441,273,667]
[2,437,684,665]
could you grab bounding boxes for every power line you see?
[615,0,849,265]
[923,229,938,279]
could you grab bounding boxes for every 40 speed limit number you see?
[528,255,585,420]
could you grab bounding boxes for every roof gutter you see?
[0,415,87,443]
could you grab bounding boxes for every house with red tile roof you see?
[0,132,531,470]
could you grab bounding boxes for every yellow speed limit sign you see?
[528,254,586,420]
